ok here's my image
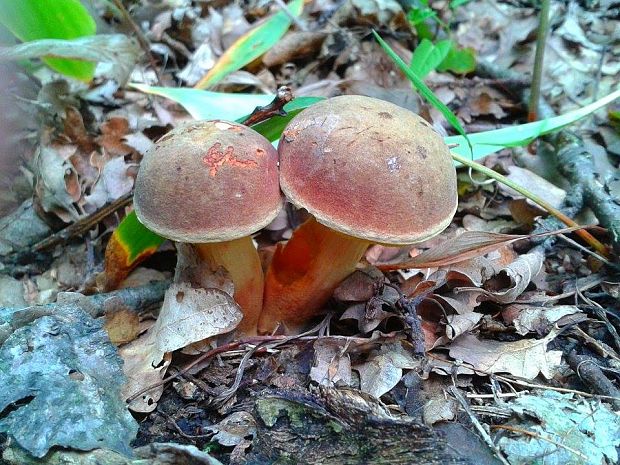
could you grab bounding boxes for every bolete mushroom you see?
[134,120,282,335]
[258,95,457,333]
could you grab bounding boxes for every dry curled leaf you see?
[154,282,242,356]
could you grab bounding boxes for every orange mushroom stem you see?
[258,95,458,334]
[134,120,282,335]
[195,236,264,334]
[258,218,369,333]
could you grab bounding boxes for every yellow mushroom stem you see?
[195,236,263,335]
[258,217,370,334]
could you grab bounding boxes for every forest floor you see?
[1,0,620,464]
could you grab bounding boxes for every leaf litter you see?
[0,0,619,464]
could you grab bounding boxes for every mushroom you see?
[134,120,282,335]
[258,95,457,333]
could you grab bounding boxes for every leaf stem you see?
[451,152,610,257]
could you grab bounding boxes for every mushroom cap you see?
[134,120,282,243]
[278,95,457,245]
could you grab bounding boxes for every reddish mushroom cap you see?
[134,120,282,242]
[278,95,457,245]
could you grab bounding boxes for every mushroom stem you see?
[258,217,370,333]
[195,236,263,335]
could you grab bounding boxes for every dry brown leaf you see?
[503,304,582,336]
[448,328,562,379]
[333,267,384,302]
[310,338,353,387]
[119,328,172,413]
[95,117,135,158]
[354,341,421,398]
[83,156,134,212]
[104,308,140,345]
[445,313,483,340]
[35,146,81,222]
[340,302,396,333]
[456,248,544,304]
[206,411,256,447]
[462,214,518,233]
[377,227,583,271]
[263,31,327,67]
[153,282,242,356]
[501,166,566,209]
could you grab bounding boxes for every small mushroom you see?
[258,95,457,333]
[134,120,282,335]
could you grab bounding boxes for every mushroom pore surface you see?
[278,95,458,245]
[134,120,282,242]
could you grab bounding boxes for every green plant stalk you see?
[451,152,609,257]
[528,0,550,122]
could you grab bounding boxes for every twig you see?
[32,192,133,253]
[449,386,512,465]
[528,0,550,122]
[554,131,620,254]
[494,374,620,402]
[110,0,163,85]
[240,86,294,127]
[567,351,620,409]
[491,425,588,461]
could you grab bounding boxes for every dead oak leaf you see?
[448,328,562,379]
[95,117,135,158]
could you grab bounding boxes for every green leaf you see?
[0,0,96,80]
[103,211,165,290]
[450,0,472,8]
[131,84,322,141]
[195,0,303,89]
[373,30,473,155]
[437,46,476,74]
[131,84,274,121]
[409,38,452,79]
[407,8,436,26]
[448,88,620,162]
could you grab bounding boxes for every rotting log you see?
[245,386,468,465]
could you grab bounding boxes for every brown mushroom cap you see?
[278,95,458,245]
[134,120,282,242]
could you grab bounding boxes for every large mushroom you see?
[134,120,282,335]
[258,95,457,333]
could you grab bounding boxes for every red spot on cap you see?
[203,142,259,176]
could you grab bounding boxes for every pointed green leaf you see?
[0,0,96,80]
[373,30,473,155]
[410,39,452,79]
[448,88,620,162]
[195,0,303,89]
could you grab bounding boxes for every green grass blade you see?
[373,30,473,155]
[194,0,303,89]
[131,85,274,121]
[0,0,96,80]
[447,88,620,162]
